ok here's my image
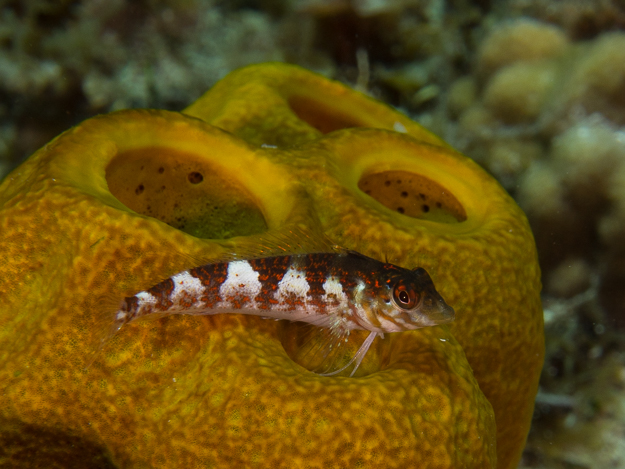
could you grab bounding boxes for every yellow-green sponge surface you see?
[0,63,542,469]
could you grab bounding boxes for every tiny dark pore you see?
[188,172,204,184]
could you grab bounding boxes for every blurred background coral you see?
[1,1,624,467]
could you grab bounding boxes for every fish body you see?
[111,250,454,376]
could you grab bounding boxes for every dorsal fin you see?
[222,223,341,260]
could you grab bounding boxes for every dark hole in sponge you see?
[358,170,466,223]
[288,95,367,134]
[106,146,267,239]
[188,171,204,184]
[278,321,386,378]
[0,419,117,468]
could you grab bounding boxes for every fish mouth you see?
[419,288,455,325]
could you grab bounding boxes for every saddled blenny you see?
[102,244,455,377]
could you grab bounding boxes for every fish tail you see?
[110,299,134,335]
[84,297,132,370]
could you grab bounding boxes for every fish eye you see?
[398,290,409,303]
[392,282,418,310]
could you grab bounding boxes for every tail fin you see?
[83,296,130,370]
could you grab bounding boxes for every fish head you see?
[370,267,455,332]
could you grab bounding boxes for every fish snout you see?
[418,288,455,326]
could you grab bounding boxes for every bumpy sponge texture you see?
[0,63,542,469]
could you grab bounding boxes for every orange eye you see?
[392,283,418,309]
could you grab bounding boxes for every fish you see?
[106,247,455,377]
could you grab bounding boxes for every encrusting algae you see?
[0,63,543,468]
